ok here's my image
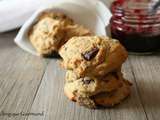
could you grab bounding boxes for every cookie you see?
[64,70,123,97]
[64,69,131,108]
[29,17,65,56]
[29,12,92,56]
[59,36,128,77]
[64,79,131,108]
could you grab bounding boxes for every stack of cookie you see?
[59,36,132,108]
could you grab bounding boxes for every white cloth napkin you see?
[0,0,61,32]
[0,0,112,32]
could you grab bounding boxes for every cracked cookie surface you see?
[59,36,128,77]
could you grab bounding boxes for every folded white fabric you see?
[14,0,112,56]
[0,0,112,33]
[0,0,61,32]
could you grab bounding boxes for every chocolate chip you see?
[82,47,99,61]
[82,78,94,85]
[112,72,119,79]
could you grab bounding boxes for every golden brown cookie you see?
[59,36,128,77]
[29,12,92,56]
[65,70,123,97]
[64,79,131,108]
[29,17,65,56]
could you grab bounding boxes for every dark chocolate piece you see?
[112,71,119,80]
[82,47,99,61]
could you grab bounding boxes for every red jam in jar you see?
[110,0,160,52]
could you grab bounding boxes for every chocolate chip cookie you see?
[64,78,131,108]
[65,70,123,97]
[59,36,128,77]
[29,17,64,56]
[29,12,92,56]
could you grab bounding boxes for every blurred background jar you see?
[110,0,160,53]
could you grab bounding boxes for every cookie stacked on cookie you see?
[59,36,132,108]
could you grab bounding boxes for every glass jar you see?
[110,0,160,53]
